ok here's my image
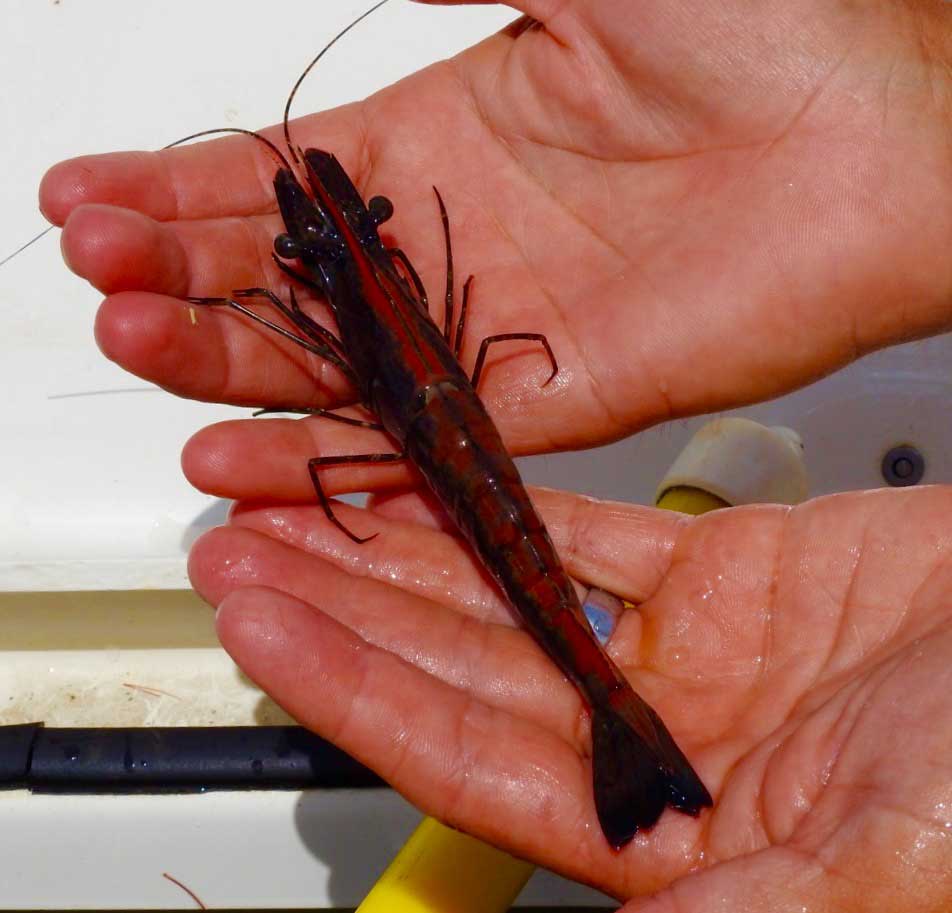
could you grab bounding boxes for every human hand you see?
[190,484,952,910]
[37,8,952,904]
[39,0,952,471]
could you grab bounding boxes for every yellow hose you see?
[355,816,532,913]
[355,485,730,913]
[656,485,729,515]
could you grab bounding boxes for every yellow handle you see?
[356,485,730,913]
[656,485,729,515]
[356,816,533,913]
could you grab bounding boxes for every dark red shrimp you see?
[187,3,712,849]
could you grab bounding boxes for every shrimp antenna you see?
[3,4,390,269]
[2,129,290,271]
[164,127,295,173]
[283,0,392,165]
[0,226,54,269]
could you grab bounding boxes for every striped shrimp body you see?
[174,4,713,849]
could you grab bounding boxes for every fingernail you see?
[582,588,625,645]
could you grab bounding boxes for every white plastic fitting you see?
[657,417,808,506]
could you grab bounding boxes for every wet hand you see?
[189,484,952,910]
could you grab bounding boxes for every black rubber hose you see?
[0,724,383,793]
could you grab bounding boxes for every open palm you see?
[190,485,952,910]
[40,0,952,466]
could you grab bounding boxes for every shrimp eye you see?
[274,234,300,259]
[368,195,394,226]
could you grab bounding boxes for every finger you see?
[72,205,357,407]
[526,487,685,604]
[225,486,688,674]
[61,202,284,297]
[61,205,190,298]
[191,524,584,744]
[182,416,412,498]
[41,150,184,227]
[72,207,567,432]
[220,469,684,613]
[39,109,365,226]
[71,204,362,409]
[363,486,686,605]
[95,294,353,409]
[174,310,599,494]
[229,486,695,720]
[218,494,703,736]
[366,488,458,534]
[228,499,513,625]
[216,584,706,894]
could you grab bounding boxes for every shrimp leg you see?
[196,290,397,542]
[253,406,384,430]
[453,276,474,357]
[388,248,429,310]
[470,334,559,391]
[272,256,325,295]
[308,452,404,543]
[232,287,347,359]
[186,295,355,383]
[434,248,559,388]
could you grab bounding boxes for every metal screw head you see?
[881,445,925,487]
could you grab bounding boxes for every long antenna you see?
[0,226,54,269]
[3,2,391,270]
[283,0,392,165]
[164,127,294,173]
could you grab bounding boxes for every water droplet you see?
[63,746,80,762]
[666,646,695,668]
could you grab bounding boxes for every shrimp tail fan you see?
[591,693,712,849]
